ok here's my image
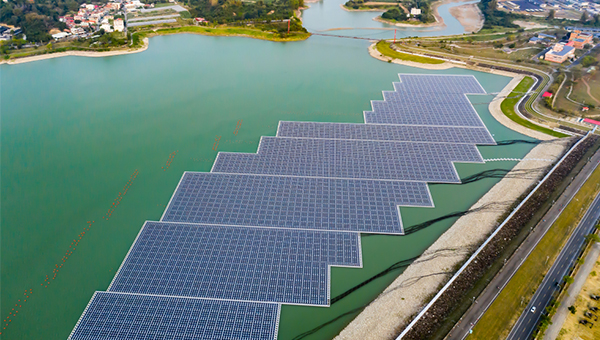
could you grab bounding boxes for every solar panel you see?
[161,172,430,233]
[212,137,483,183]
[68,292,280,340]
[107,222,361,306]
[395,74,487,94]
[364,75,487,127]
[69,74,494,339]
[276,121,495,145]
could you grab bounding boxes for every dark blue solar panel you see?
[276,121,495,145]
[212,137,482,183]
[68,292,279,340]
[364,74,487,127]
[394,74,487,94]
[69,74,493,339]
[161,172,430,233]
[108,222,361,305]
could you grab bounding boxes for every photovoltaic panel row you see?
[394,74,487,94]
[68,292,279,340]
[213,137,483,183]
[276,121,495,145]
[364,96,483,127]
[161,172,430,234]
[108,222,361,306]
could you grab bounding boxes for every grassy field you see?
[376,41,444,64]
[500,77,567,138]
[558,255,600,340]
[571,74,600,108]
[470,165,600,340]
[149,25,311,42]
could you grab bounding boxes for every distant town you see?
[499,0,600,20]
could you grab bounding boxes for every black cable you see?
[330,256,419,305]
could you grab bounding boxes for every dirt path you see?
[582,78,600,105]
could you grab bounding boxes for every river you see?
[0,2,533,340]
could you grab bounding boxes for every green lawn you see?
[470,165,600,340]
[375,40,444,64]
[150,25,310,42]
[500,77,568,138]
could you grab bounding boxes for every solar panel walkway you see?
[69,74,494,340]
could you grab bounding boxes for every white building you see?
[114,19,124,32]
[86,4,95,10]
[100,23,113,32]
[410,8,422,15]
[52,32,71,40]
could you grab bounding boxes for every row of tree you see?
[187,0,303,25]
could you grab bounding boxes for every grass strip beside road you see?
[149,26,311,42]
[469,165,600,340]
[376,41,445,64]
[501,77,568,138]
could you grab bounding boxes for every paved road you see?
[543,242,600,340]
[507,191,600,339]
[445,147,600,340]
[566,43,600,70]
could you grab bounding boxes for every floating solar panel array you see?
[70,74,494,340]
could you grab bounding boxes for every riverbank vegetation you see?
[375,40,444,64]
[501,77,567,138]
[343,0,398,11]
[478,0,520,30]
[380,0,435,24]
[143,22,310,41]
[188,0,303,24]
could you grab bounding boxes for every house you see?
[52,32,71,40]
[542,92,553,98]
[569,30,593,49]
[537,33,556,40]
[194,17,207,24]
[114,19,124,32]
[529,37,545,44]
[545,43,575,63]
[71,27,86,36]
[100,23,113,32]
[410,8,421,16]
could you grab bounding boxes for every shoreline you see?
[335,74,567,339]
[368,41,557,140]
[374,0,484,33]
[1,25,310,65]
[1,38,150,65]
[448,2,485,33]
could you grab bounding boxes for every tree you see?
[563,275,574,284]
[581,11,588,23]
[581,55,597,68]
[547,9,555,20]
[585,233,600,243]
[568,305,577,314]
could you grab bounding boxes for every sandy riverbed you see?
[0,38,149,65]
[374,0,484,33]
[448,2,484,33]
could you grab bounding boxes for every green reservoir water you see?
[1,3,535,340]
